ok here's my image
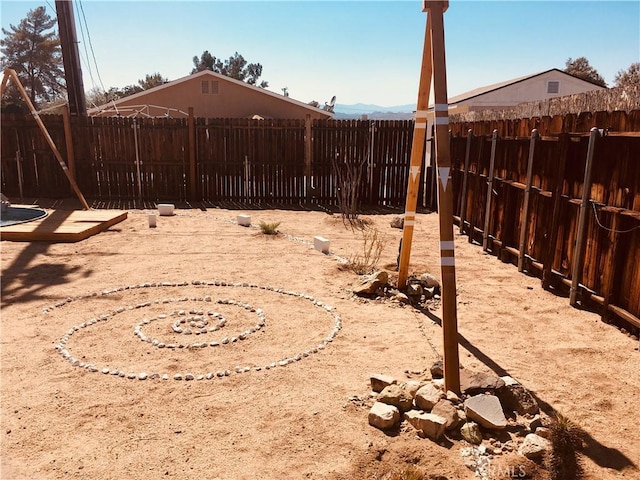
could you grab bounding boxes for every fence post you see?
[305,114,313,197]
[542,133,569,290]
[569,127,601,306]
[518,129,538,272]
[61,105,76,183]
[188,107,197,202]
[458,129,472,235]
[132,118,142,203]
[482,129,498,251]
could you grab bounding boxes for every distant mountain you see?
[335,103,416,114]
[333,103,416,120]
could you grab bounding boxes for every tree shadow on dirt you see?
[1,241,90,307]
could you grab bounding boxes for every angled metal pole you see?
[518,129,538,272]
[570,127,600,306]
[397,12,434,288]
[427,0,460,394]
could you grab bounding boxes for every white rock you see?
[404,410,447,440]
[368,402,400,430]
[518,433,551,459]
[414,383,445,411]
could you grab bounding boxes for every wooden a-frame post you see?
[1,68,90,210]
[398,0,460,393]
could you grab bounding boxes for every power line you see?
[76,0,107,93]
[73,0,97,91]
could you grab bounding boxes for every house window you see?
[201,80,219,95]
[547,81,560,94]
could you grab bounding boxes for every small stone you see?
[404,410,447,440]
[431,399,461,430]
[368,402,400,431]
[371,373,397,393]
[184,373,195,381]
[464,394,508,430]
[414,383,445,411]
[430,360,444,379]
[378,384,413,412]
[518,433,551,459]
[138,372,148,380]
[460,421,483,445]
[460,370,506,394]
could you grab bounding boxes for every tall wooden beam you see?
[1,68,90,209]
[397,12,433,288]
[427,0,460,394]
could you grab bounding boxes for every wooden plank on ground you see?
[0,209,127,242]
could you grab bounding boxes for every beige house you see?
[88,70,334,120]
[440,68,605,114]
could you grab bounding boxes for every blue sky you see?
[1,1,639,108]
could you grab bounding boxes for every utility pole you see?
[55,0,87,116]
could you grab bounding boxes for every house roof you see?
[89,70,332,117]
[445,68,605,105]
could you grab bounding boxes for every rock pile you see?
[367,366,555,474]
[352,270,442,308]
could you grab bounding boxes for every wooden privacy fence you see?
[445,128,640,331]
[0,114,415,206]
[1,111,639,329]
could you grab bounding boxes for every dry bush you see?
[379,465,425,480]
[331,151,368,226]
[258,220,281,235]
[345,226,387,275]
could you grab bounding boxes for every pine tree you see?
[192,50,268,88]
[1,6,65,111]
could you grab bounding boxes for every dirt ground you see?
[1,204,638,480]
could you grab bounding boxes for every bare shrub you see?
[331,150,368,227]
[345,226,387,275]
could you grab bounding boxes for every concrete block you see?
[237,214,251,227]
[158,204,174,216]
[314,236,330,253]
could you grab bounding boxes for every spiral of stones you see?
[50,280,342,381]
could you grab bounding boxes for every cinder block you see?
[237,214,251,227]
[314,236,330,253]
[158,204,174,216]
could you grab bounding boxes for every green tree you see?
[85,72,167,107]
[564,57,607,87]
[614,62,640,89]
[138,72,168,90]
[0,6,64,111]
[192,50,268,88]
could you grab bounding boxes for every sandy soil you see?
[1,206,638,480]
